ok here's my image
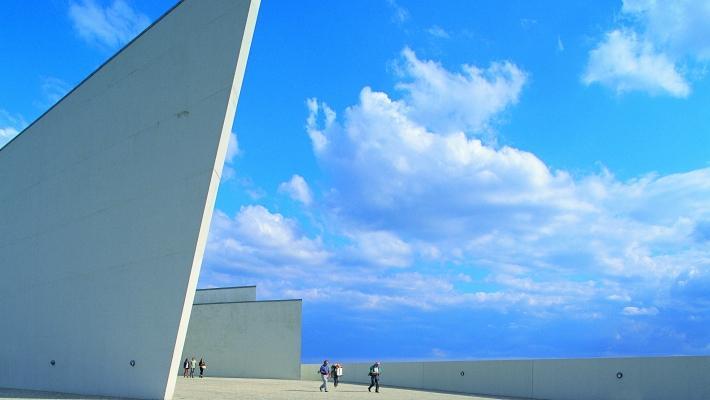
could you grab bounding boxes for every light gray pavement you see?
[173,377,510,400]
[0,378,511,399]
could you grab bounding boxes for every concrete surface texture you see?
[0,378,510,400]
[0,0,259,398]
[194,286,257,304]
[182,300,302,380]
[302,355,710,400]
[173,378,509,400]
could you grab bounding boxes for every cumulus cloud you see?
[584,0,710,96]
[583,30,689,97]
[622,0,710,60]
[278,175,313,206]
[206,206,329,270]
[204,48,710,332]
[300,48,710,319]
[69,0,150,49]
[396,47,526,135]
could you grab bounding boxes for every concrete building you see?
[0,0,260,399]
[182,287,302,380]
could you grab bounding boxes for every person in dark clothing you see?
[368,362,381,393]
[330,363,343,387]
[182,358,190,378]
[199,358,207,378]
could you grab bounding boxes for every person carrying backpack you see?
[368,361,381,393]
[331,363,343,387]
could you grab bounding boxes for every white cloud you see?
[396,47,526,135]
[303,47,710,316]
[278,175,313,206]
[427,26,450,39]
[204,48,710,323]
[622,306,659,316]
[219,133,240,182]
[584,0,710,96]
[0,127,19,149]
[206,205,329,270]
[69,0,150,49]
[40,77,71,107]
[386,0,410,24]
[622,0,710,60]
[583,30,689,97]
[226,132,239,163]
[307,86,585,243]
[0,109,26,149]
[346,230,412,268]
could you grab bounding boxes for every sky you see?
[1,0,709,362]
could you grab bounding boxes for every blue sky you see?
[2,0,709,362]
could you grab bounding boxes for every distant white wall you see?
[302,356,710,400]
[0,0,259,398]
[182,300,302,380]
[194,286,256,304]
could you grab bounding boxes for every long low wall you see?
[302,356,710,400]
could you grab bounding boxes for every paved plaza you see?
[173,378,510,400]
[0,378,509,399]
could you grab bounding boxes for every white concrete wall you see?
[182,300,302,380]
[194,286,256,304]
[0,1,259,399]
[302,356,710,400]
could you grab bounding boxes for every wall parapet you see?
[302,355,710,400]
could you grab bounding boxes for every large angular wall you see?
[0,0,259,398]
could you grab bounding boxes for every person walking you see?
[331,363,343,388]
[190,357,197,378]
[368,362,381,393]
[319,360,330,392]
[182,358,190,378]
[199,358,207,378]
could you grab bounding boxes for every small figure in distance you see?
[331,363,343,388]
[368,361,381,393]
[182,358,190,378]
[319,360,330,392]
[190,356,197,378]
[199,358,207,378]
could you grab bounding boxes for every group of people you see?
[182,357,207,378]
[318,360,381,393]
